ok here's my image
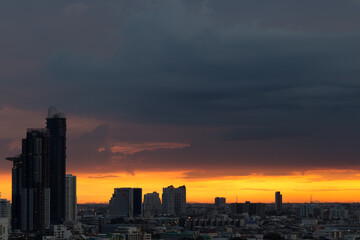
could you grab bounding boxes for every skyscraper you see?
[46,106,66,224]
[275,191,282,212]
[174,186,186,216]
[143,192,162,217]
[162,185,186,216]
[133,188,142,217]
[7,129,51,232]
[109,188,142,218]
[162,186,175,216]
[65,174,77,222]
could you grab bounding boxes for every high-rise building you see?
[275,191,282,212]
[7,129,51,232]
[215,197,226,208]
[162,186,175,216]
[133,188,142,217]
[174,186,186,216]
[109,188,142,218]
[47,106,66,224]
[143,192,162,217]
[65,174,77,222]
[162,185,186,216]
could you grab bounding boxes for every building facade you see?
[0,217,9,240]
[109,188,142,218]
[8,129,51,232]
[143,192,162,217]
[162,185,186,216]
[7,107,67,233]
[46,106,67,225]
[0,197,11,219]
[132,188,142,217]
[65,174,77,222]
[275,191,282,212]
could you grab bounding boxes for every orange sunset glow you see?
[2,169,360,203]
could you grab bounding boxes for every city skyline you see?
[2,0,360,204]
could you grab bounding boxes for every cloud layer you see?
[1,1,360,176]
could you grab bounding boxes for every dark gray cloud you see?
[1,0,360,175]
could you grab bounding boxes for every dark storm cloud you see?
[2,0,360,174]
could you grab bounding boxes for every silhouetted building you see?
[215,197,226,208]
[230,201,265,217]
[162,185,186,216]
[6,155,22,232]
[7,129,51,232]
[65,174,77,222]
[175,186,186,216]
[143,192,162,217]
[162,186,175,216]
[133,188,142,217]
[275,191,282,212]
[109,188,142,218]
[46,106,66,224]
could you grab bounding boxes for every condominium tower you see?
[47,106,66,224]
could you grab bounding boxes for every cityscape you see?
[1,108,360,239]
[2,0,360,240]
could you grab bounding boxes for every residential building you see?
[162,185,186,216]
[7,129,51,232]
[47,106,67,225]
[143,192,162,217]
[109,188,142,218]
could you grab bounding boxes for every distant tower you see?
[162,186,175,216]
[65,174,77,222]
[174,186,186,216]
[133,188,142,217]
[143,192,162,217]
[275,191,282,212]
[109,188,142,218]
[46,106,66,224]
[215,197,226,208]
[162,185,186,216]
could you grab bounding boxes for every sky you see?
[2,0,360,203]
